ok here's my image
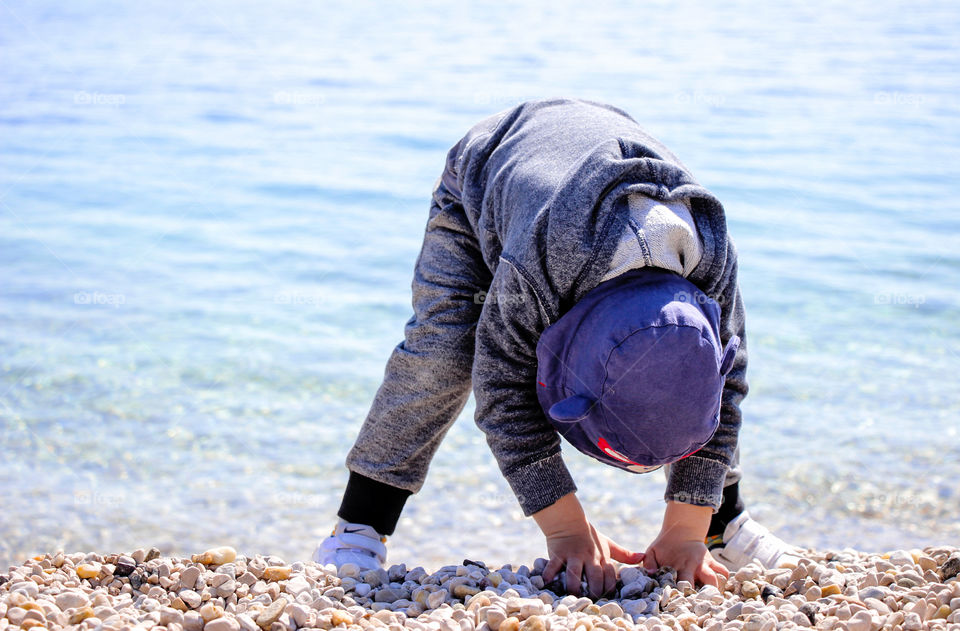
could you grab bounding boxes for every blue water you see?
[2,0,959,571]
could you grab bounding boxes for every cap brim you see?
[548,394,595,424]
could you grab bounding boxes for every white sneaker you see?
[708,511,802,570]
[312,520,387,570]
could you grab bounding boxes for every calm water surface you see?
[1,1,959,570]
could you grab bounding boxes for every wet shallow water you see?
[1,0,959,570]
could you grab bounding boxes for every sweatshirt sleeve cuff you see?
[504,452,578,516]
[664,455,729,511]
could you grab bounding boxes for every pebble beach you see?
[3,546,959,631]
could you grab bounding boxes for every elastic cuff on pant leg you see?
[708,481,745,537]
[337,471,413,536]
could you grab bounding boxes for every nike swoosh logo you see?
[343,527,368,534]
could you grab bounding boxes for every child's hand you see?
[642,535,728,587]
[533,493,643,599]
[642,501,729,587]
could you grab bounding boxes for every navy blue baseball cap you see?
[535,267,740,473]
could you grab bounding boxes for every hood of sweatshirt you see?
[451,97,731,324]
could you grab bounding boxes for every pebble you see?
[181,589,203,609]
[256,596,287,629]
[192,546,237,566]
[904,611,923,630]
[284,575,311,596]
[207,616,242,631]
[262,566,293,581]
[184,610,204,631]
[888,550,915,568]
[940,553,960,581]
[114,555,137,576]
[236,613,259,631]
[760,584,781,602]
[330,608,353,626]
[200,602,224,622]
[741,581,761,600]
[798,602,818,624]
[76,563,100,578]
[55,589,89,609]
[216,578,238,597]
[286,602,311,626]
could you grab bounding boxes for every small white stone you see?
[180,590,202,609]
[183,610,204,631]
[284,576,311,596]
[598,602,623,619]
[846,611,873,631]
[236,613,259,631]
[160,607,184,626]
[286,603,311,627]
[888,550,915,568]
[10,582,39,598]
[735,565,762,583]
[56,590,90,610]
[486,607,507,631]
[205,617,241,631]
[619,567,644,585]
[339,563,360,579]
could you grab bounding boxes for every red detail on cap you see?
[597,436,645,466]
[538,381,546,387]
[676,447,702,460]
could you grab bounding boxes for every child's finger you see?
[641,549,659,572]
[602,561,618,597]
[564,559,584,597]
[696,563,720,588]
[542,556,565,583]
[584,561,604,600]
[707,558,729,591]
[707,557,729,580]
[607,540,644,564]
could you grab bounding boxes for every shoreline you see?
[2,546,958,631]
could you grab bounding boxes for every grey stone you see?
[941,553,960,581]
[858,587,886,601]
[388,564,407,583]
[725,602,743,621]
[761,585,782,602]
[180,566,202,591]
[114,556,137,577]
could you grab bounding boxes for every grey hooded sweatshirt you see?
[345,97,747,517]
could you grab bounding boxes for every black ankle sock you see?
[708,482,745,538]
[337,471,412,536]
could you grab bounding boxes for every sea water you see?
[1,0,958,570]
